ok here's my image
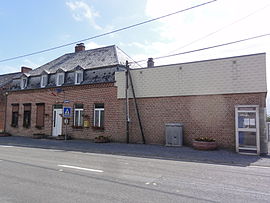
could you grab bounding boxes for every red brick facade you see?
[6,83,126,142]
[126,92,266,149]
[0,91,6,132]
[5,83,266,149]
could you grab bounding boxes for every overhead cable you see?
[0,0,217,63]
[132,33,270,64]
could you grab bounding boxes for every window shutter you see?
[36,104,45,127]
[12,104,19,112]
[24,104,31,111]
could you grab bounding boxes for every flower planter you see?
[32,133,47,139]
[94,136,109,143]
[0,132,11,137]
[192,140,217,150]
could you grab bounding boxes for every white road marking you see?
[58,164,104,173]
[248,165,270,169]
[47,149,63,152]
[0,145,14,148]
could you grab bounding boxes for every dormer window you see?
[75,71,83,84]
[21,77,27,89]
[40,75,48,88]
[56,73,65,86]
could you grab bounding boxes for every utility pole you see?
[126,61,145,144]
[125,61,130,143]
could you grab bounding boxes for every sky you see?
[0,0,270,109]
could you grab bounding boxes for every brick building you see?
[6,44,128,141]
[0,67,31,133]
[115,53,267,151]
[5,44,268,152]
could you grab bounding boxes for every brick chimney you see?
[75,43,85,53]
[147,58,154,68]
[21,66,32,73]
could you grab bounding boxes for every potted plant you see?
[56,134,72,140]
[94,135,109,143]
[32,133,47,139]
[192,137,217,150]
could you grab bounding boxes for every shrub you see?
[194,137,215,142]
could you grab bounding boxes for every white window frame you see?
[21,77,27,89]
[40,74,48,88]
[56,73,65,86]
[74,108,83,127]
[75,71,83,85]
[94,106,104,127]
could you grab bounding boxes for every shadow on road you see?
[0,136,269,167]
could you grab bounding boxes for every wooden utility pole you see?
[126,61,145,144]
[125,61,130,143]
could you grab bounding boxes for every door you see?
[52,108,62,136]
[235,105,260,155]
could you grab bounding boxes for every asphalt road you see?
[0,143,270,202]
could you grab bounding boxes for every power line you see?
[117,47,143,69]
[132,33,270,65]
[167,4,270,55]
[0,0,217,63]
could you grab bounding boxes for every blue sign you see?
[63,107,72,117]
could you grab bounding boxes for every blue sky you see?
[0,0,150,72]
[1,0,269,72]
[1,0,270,109]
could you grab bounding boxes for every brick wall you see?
[5,82,266,150]
[6,83,126,142]
[0,90,6,132]
[124,92,266,149]
[0,84,12,132]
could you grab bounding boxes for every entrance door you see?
[52,108,62,136]
[235,105,260,155]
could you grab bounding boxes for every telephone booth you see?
[235,105,260,155]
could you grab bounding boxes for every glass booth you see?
[235,105,260,155]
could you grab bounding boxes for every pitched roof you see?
[0,72,22,88]
[28,45,131,76]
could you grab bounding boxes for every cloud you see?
[0,65,20,74]
[141,0,270,64]
[66,1,101,30]
[22,59,40,69]
[84,41,105,50]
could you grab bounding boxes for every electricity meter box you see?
[165,123,183,146]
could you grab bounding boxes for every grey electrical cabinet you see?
[165,123,183,146]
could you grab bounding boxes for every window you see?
[36,103,45,128]
[21,77,27,89]
[40,75,48,88]
[23,104,31,128]
[74,104,83,127]
[56,73,65,86]
[75,71,83,84]
[94,103,104,128]
[11,104,19,127]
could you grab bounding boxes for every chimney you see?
[75,43,85,53]
[147,58,154,68]
[21,66,32,73]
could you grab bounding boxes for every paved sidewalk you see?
[0,136,269,167]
